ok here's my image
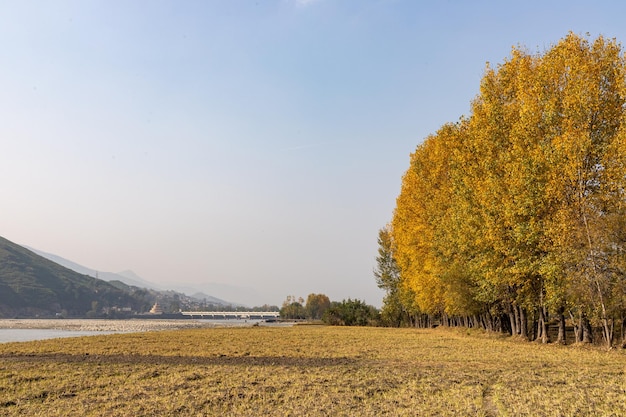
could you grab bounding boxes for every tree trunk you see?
[508,312,516,335]
[557,307,566,345]
[507,304,517,336]
[511,304,520,336]
[532,317,538,342]
[569,310,582,343]
[485,311,494,331]
[542,308,550,344]
[601,317,614,349]
[582,315,593,344]
[519,307,528,340]
[538,306,549,343]
[533,307,540,342]
[494,315,501,333]
[482,314,488,330]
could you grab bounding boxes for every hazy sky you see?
[2,1,625,307]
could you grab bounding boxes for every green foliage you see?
[322,299,380,326]
[375,226,416,327]
[0,236,140,317]
[378,293,406,327]
[280,294,331,320]
[0,236,224,318]
[280,296,306,319]
[280,294,379,325]
[374,226,400,293]
[305,293,331,320]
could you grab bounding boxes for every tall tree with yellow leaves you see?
[383,33,626,347]
[538,34,626,347]
[392,134,446,320]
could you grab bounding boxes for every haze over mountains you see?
[25,247,154,287]
[26,246,253,306]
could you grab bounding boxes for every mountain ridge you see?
[0,236,240,317]
[0,236,142,317]
[25,246,234,306]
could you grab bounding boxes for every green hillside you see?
[0,236,144,317]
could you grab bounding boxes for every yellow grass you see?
[0,326,625,416]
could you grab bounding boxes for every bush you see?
[322,299,380,326]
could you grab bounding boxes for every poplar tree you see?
[386,32,626,347]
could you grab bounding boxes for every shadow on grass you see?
[0,353,357,367]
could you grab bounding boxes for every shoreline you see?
[0,318,243,333]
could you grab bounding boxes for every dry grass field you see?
[0,325,625,416]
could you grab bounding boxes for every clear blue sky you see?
[1,0,625,307]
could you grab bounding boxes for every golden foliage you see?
[390,33,626,346]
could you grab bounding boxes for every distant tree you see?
[379,293,406,327]
[374,226,400,293]
[249,304,280,312]
[86,301,100,318]
[374,225,415,327]
[322,299,379,326]
[305,293,331,320]
[169,300,181,313]
[280,295,306,319]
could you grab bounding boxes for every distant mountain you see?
[115,270,157,289]
[26,246,236,307]
[0,236,255,317]
[0,236,145,317]
[162,285,243,307]
[163,282,260,308]
[25,247,160,290]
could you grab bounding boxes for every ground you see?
[0,325,625,416]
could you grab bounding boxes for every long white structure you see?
[180,311,280,319]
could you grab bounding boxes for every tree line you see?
[379,33,626,348]
[280,294,379,326]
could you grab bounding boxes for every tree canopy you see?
[383,33,626,348]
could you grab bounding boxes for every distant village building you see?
[149,302,164,314]
[106,306,133,314]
